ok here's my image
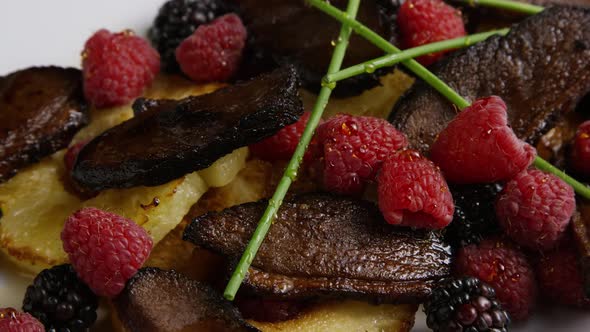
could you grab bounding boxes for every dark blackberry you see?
[425,277,510,332]
[445,183,503,247]
[23,264,98,332]
[149,0,232,72]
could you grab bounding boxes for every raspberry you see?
[148,0,232,72]
[424,277,510,332]
[430,96,536,184]
[82,29,160,108]
[176,13,246,82]
[377,149,454,229]
[61,207,153,298]
[570,120,590,177]
[396,0,466,66]
[23,265,98,331]
[454,238,537,321]
[0,308,44,332]
[316,114,408,195]
[495,169,575,251]
[63,141,88,174]
[537,245,590,308]
[250,112,312,161]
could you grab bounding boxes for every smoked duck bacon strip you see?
[390,7,590,154]
[0,66,87,183]
[184,193,452,303]
[72,66,303,191]
[231,0,400,96]
[113,268,258,332]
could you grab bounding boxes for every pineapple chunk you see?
[250,301,417,332]
[82,172,208,246]
[198,147,249,188]
[301,69,415,120]
[0,151,80,272]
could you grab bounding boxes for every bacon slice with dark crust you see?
[72,66,303,191]
[0,66,87,183]
[184,193,452,303]
[114,268,258,332]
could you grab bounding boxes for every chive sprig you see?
[223,0,361,301]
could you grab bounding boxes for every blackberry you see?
[23,264,98,332]
[445,183,503,247]
[149,0,232,72]
[425,277,510,332]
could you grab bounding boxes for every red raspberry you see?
[430,96,536,184]
[82,29,160,108]
[537,245,590,308]
[250,112,313,161]
[176,13,246,82]
[63,141,88,174]
[396,0,466,66]
[570,120,590,177]
[0,308,44,332]
[316,114,408,195]
[377,149,454,229]
[61,207,153,298]
[454,238,537,321]
[495,169,575,251]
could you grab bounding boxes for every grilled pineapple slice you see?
[250,301,417,332]
[0,151,80,272]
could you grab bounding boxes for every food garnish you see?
[0,307,45,332]
[23,264,98,332]
[149,0,232,72]
[61,208,153,298]
[175,13,246,82]
[424,277,510,332]
[430,96,536,184]
[496,169,575,251]
[454,238,537,321]
[82,29,160,108]
[378,149,454,229]
[316,114,408,195]
[223,0,362,300]
[397,0,467,66]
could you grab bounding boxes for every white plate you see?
[0,1,589,331]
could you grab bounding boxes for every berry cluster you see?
[23,265,98,332]
[424,277,510,332]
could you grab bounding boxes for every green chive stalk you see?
[308,0,590,199]
[461,0,543,15]
[308,0,470,109]
[326,29,510,84]
[223,0,361,301]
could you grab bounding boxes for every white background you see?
[0,0,589,330]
